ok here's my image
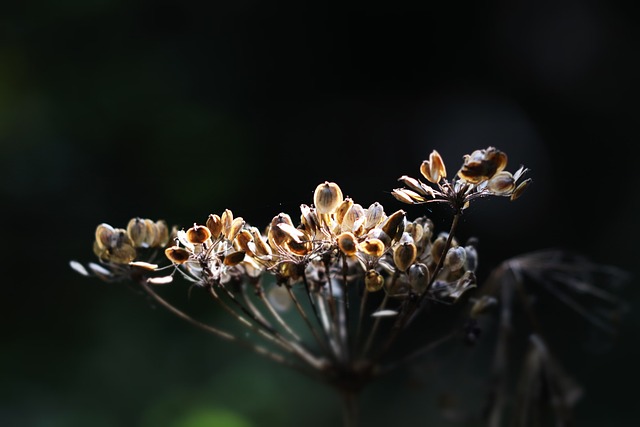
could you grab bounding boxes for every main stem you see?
[341,390,359,427]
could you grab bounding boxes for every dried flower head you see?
[393,146,531,212]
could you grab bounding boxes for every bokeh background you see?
[2,2,639,426]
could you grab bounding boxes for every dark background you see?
[2,2,639,426]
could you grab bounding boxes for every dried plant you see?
[70,147,627,426]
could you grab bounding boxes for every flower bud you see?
[313,181,343,214]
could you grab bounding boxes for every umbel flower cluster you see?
[75,146,623,426]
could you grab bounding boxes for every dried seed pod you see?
[366,228,391,247]
[223,250,246,266]
[186,224,212,244]
[108,243,137,264]
[445,246,467,271]
[420,150,447,183]
[365,269,384,292]
[397,175,426,195]
[487,171,515,194]
[464,245,478,272]
[299,204,319,235]
[268,213,294,248]
[93,240,108,260]
[142,219,158,247]
[511,178,532,201]
[278,261,300,282]
[470,295,498,318]
[337,231,358,256]
[126,217,148,248]
[206,214,223,238]
[95,223,115,249]
[221,209,234,237]
[364,202,385,230]
[227,217,245,241]
[250,227,272,257]
[404,222,424,246]
[313,181,344,214]
[342,203,365,233]
[153,220,170,247]
[458,147,507,184]
[235,229,255,257]
[392,188,426,204]
[335,197,354,225]
[393,233,417,272]
[165,246,191,264]
[380,209,406,242]
[285,237,312,256]
[359,238,385,258]
[408,263,430,293]
[430,234,448,264]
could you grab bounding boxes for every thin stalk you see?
[256,285,303,342]
[208,285,324,369]
[362,293,390,357]
[340,390,359,427]
[354,287,369,355]
[375,212,461,360]
[139,280,291,367]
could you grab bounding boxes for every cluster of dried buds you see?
[71,146,530,390]
[392,146,530,212]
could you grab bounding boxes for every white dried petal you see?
[371,309,399,318]
[69,260,89,276]
[147,276,174,285]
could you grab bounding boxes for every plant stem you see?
[341,390,359,427]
